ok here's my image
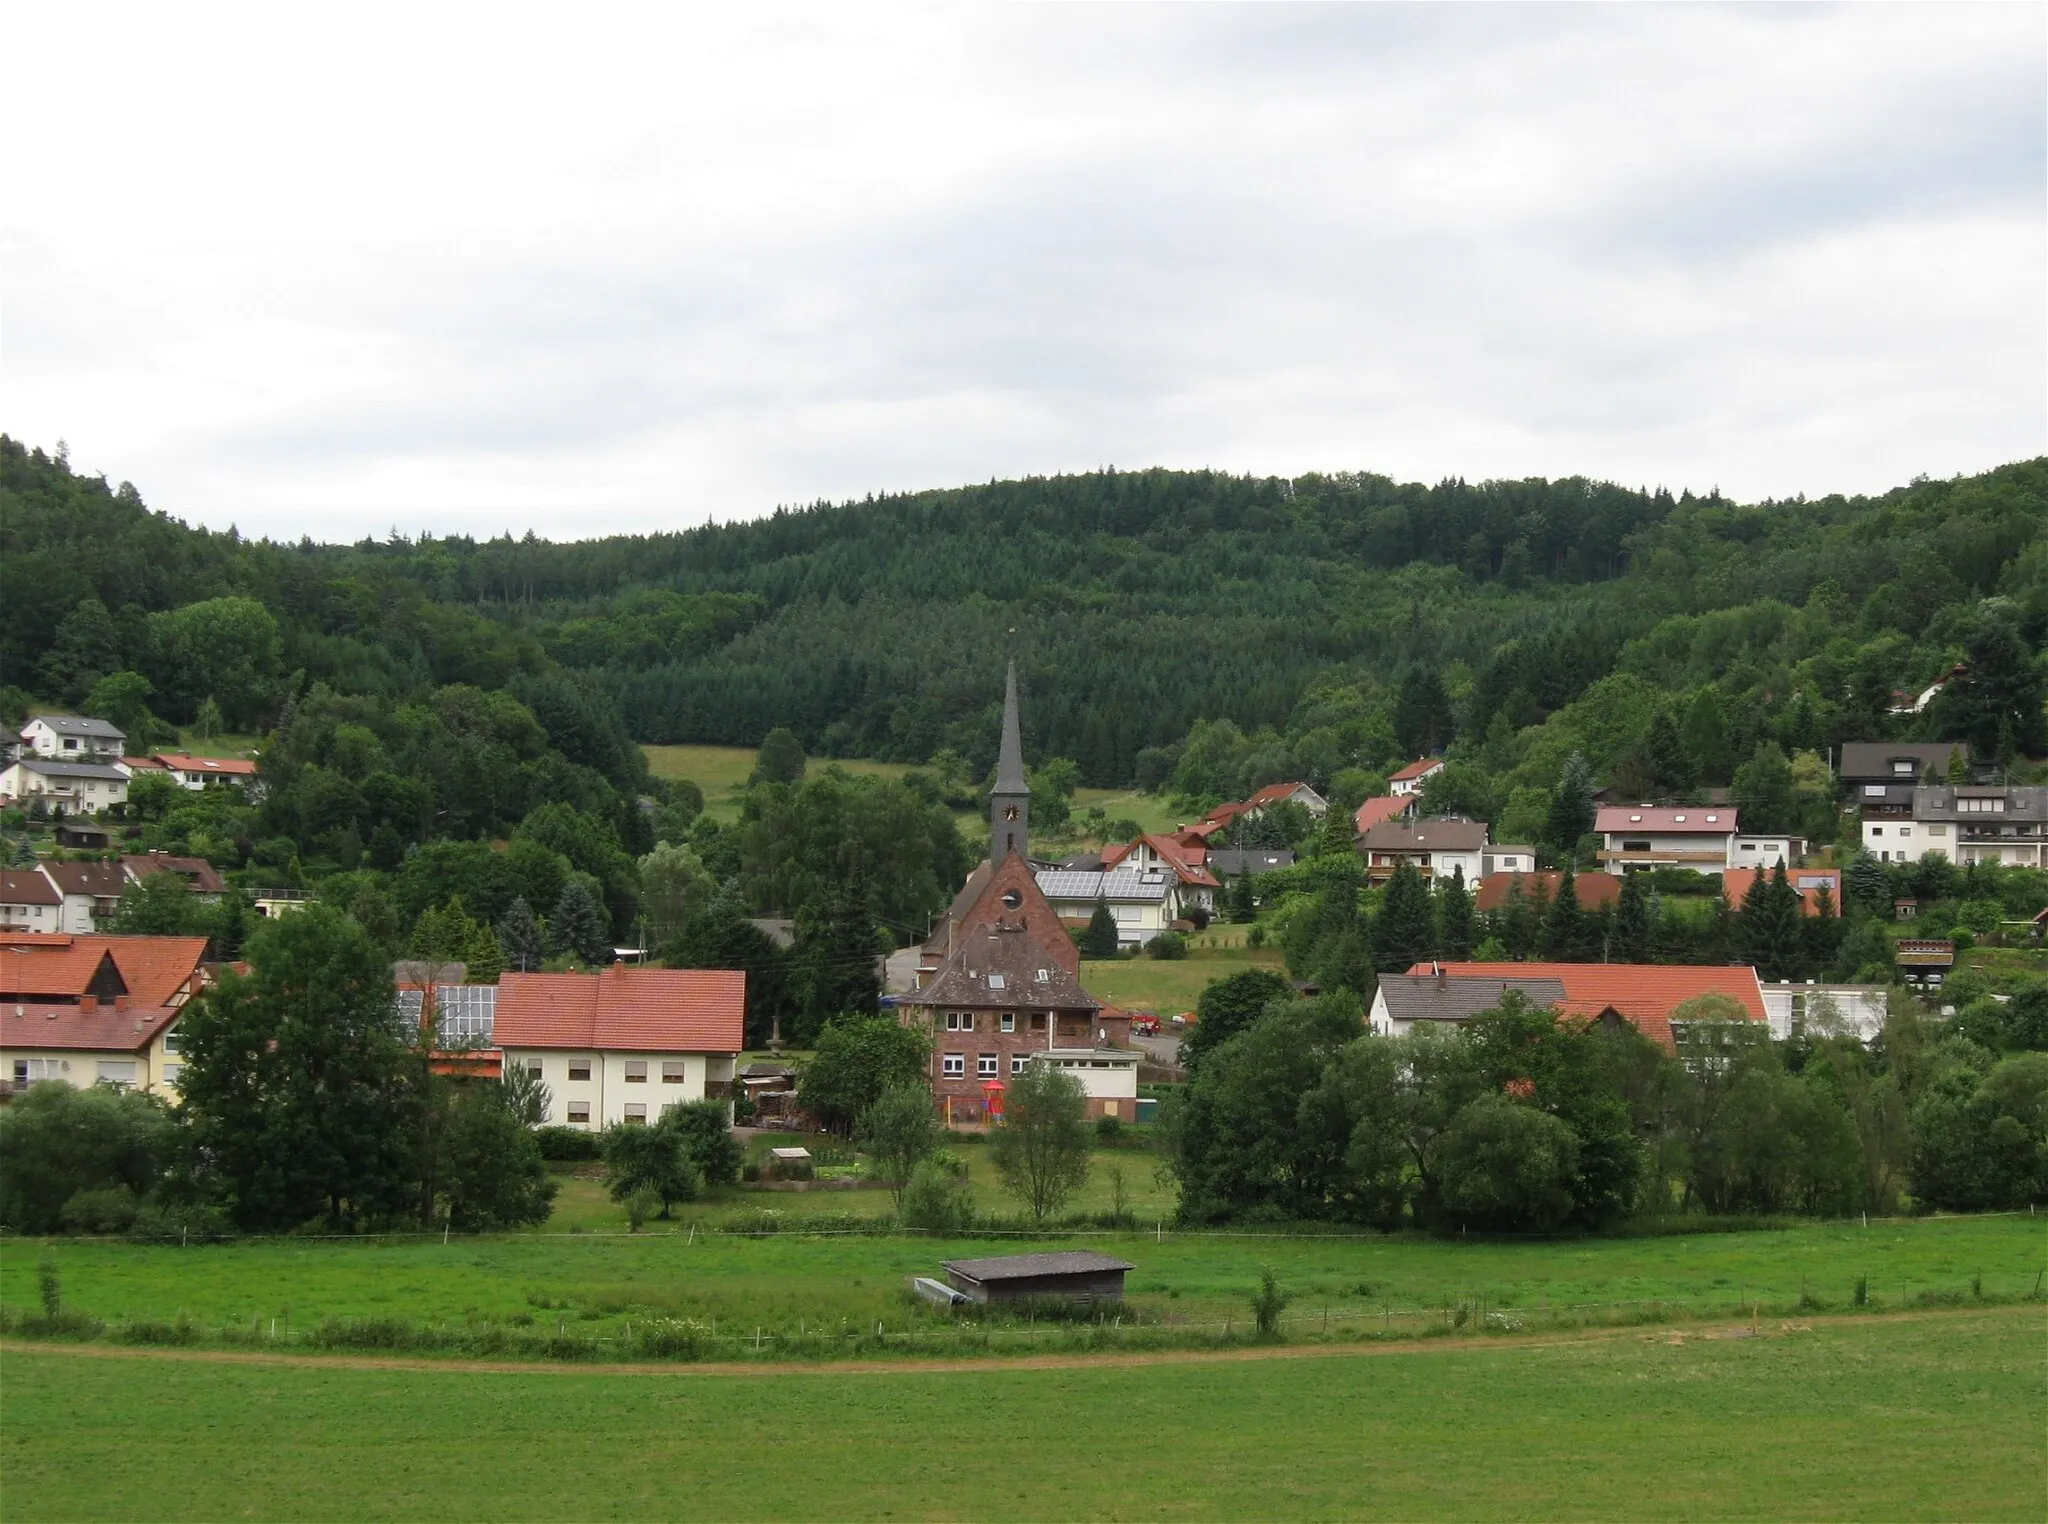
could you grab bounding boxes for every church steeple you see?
[990,660,1029,863]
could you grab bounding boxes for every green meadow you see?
[3,1215,2037,1354]
[4,1306,2041,1520]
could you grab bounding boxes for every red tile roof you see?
[1246,781,1314,808]
[1390,759,1442,783]
[493,966,745,1053]
[0,933,210,1051]
[121,756,168,772]
[1404,960,1766,1051]
[1474,871,1623,912]
[1100,834,1221,888]
[1722,868,1841,917]
[1353,795,1410,833]
[1595,806,1738,835]
[155,753,259,777]
[121,853,228,895]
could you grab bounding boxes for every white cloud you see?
[3,1,2040,538]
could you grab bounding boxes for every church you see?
[897,663,1137,1127]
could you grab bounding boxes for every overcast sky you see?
[4,3,2042,542]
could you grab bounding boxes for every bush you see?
[534,1126,603,1161]
[1094,1114,1124,1146]
[0,1081,176,1234]
[59,1187,141,1235]
[899,1158,976,1232]
[1146,932,1189,960]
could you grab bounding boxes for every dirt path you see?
[3,1303,2035,1381]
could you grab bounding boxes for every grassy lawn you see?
[1080,943,1287,1014]
[3,1306,2040,1519]
[4,1215,2037,1352]
[167,731,262,759]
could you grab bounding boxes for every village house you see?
[153,753,262,793]
[1035,867,1182,950]
[492,965,744,1129]
[1387,758,1444,797]
[19,715,125,762]
[1099,833,1219,912]
[38,861,131,933]
[0,871,63,933]
[1473,869,1622,913]
[1723,866,1842,915]
[1206,847,1294,879]
[1352,795,1412,835]
[0,932,211,1098]
[1376,960,1769,1051]
[1862,784,2047,869]
[1357,816,1490,884]
[1595,806,1797,871]
[0,756,131,815]
[120,852,228,901]
[1199,780,1330,836]
[1837,741,1968,791]
[1759,982,1889,1042]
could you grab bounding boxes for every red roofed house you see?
[1722,867,1842,917]
[1241,781,1328,818]
[1100,833,1220,909]
[1393,960,1768,1051]
[154,753,262,793]
[493,966,745,1129]
[1388,758,1445,797]
[1597,806,1739,870]
[1353,795,1412,835]
[0,933,211,1097]
[1473,870,1622,913]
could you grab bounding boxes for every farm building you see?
[940,1251,1135,1303]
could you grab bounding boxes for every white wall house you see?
[1388,759,1444,797]
[492,966,744,1130]
[1036,868,1179,949]
[153,753,262,793]
[0,758,130,815]
[1760,983,1889,1043]
[1596,806,1737,869]
[19,715,125,761]
[0,871,62,932]
[1034,1049,1140,1120]
[1864,785,2047,869]
[1479,845,1538,876]
[1358,817,1489,883]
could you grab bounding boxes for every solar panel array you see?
[391,988,426,1036]
[434,984,497,1045]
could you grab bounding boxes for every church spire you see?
[989,659,1030,862]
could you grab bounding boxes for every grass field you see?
[4,1306,2041,1519]
[4,1215,2038,1356]
[1079,943,1286,1014]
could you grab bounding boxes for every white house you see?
[36,861,131,933]
[1863,785,2047,869]
[0,933,210,1099]
[1036,868,1181,949]
[0,758,130,815]
[19,715,124,761]
[1760,983,1889,1043]
[153,753,261,792]
[1357,817,1489,884]
[0,871,62,932]
[1388,758,1445,797]
[1597,806,1739,869]
[1033,1048,1140,1119]
[1479,844,1539,876]
[1098,834,1220,912]
[492,965,744,1130]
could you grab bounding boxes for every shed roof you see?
[1378,974,1569,1023]
[942,1251,1135,1282]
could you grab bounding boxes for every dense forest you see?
[8,438,2042,797]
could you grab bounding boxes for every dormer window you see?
[1704,813,1718,822]
[1035,969,1049,982]
[1892,760,1914,776]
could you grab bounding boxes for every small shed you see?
[764,1146,813,1181]
[941,1251,1135,1304]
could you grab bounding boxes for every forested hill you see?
[4,436,2044,791]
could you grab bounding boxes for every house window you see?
[1000,1013,1015,1033]
[941,1053,965,1077]
[1103,1100,1119,1119]
[97,1061,137,1087]
[1869,827,1884,837]
[568,1061,591,1081]
[567,1102,591,1124]
[978,1054,998,1077]
[623,1104,647,1124]
[162,1032,181,1054]
[162,1063,182,1085]
[624,1061,648,1082]
[947,1012,975,1032]
[1928,825,1946,836]
[1899,828,1912,838]
[661,1061,687,1084]
[1891,760,1915,776]
[14,1058,61,1084]
[1622,839,1651,852]
[1010,1054,1030,1075]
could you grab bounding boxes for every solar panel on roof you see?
[434,984,497,1045]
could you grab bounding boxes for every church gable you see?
[949,852,1078,976]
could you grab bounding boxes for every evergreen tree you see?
[1393,667,1455,757]
[1375,859,1437,973]
[1803,884,1846,975]
[549,881,610,966]
[1544,754,1596,859]
[1612,868,1653,963]
[790,880,882,1044]
[1700,889,1735,965]
[1640,707,1691,795]
[1936,611,2048,759]
[1732,742,1798,836]
[1081,902,1121,958]
[496,896,546,974]
[1846,852,1890,915]
[1739,861,1805,980]
[1322,925,1378,998]
[1226,873,1258,923]
[1539,865,1590,961]
[38,595,120,703]
[1681,689,1733,784]
[1500,876,1540,961]
[1437,865,1474,959]
[460,919,502,984]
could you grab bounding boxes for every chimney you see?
[1435,967,1447,991]
[114,995,127,1012]
[80,995,97,1013]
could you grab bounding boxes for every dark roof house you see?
[941,1251,1134,1302]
